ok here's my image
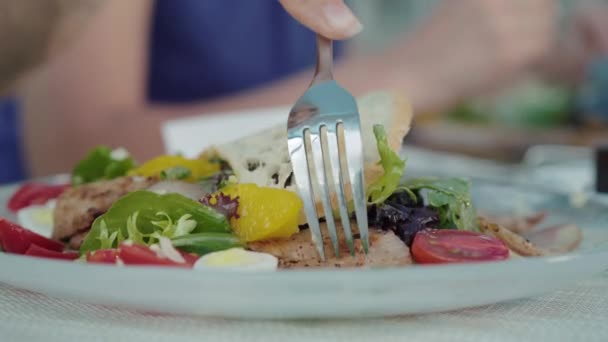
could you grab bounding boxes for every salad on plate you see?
[0,92,583,271]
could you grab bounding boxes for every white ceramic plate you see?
[2,111,608,318]
[2,179,608,319]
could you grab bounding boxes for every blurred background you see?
[1,0,608,185]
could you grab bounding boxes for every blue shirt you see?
[1,0,335,184]
[148,0,333,103]
[0,98,26,183]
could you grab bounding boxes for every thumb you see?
[279,0,363,40]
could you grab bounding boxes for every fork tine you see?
[288,134,326,260]
[310,127,340,257]
[326,123,355,255]
[342,120,370,253]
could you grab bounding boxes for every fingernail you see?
[323,2,363,38]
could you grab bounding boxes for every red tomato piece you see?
[412,228,509,264]
[24,244,79,261]
[8,183,70,213]
[86,249,120,264]
[179,250,200,266]
[118,243,191,268]
[0,218,65,254]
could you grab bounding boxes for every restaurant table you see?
[1,147,607,342]
[1,274,607,342]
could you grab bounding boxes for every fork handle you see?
[312,34,334,85]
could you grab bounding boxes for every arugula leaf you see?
[97,221,118,249]
[80,190,231,254]
[150,212,197,238]
[72,146,135,186]
[160,166,192,181]
[402,178,477,231]
[366,125,406,204]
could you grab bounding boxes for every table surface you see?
[2,148,607,342]
[1,273,607,342]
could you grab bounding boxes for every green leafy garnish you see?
[402,178,477,231]
[366,124,477,231]
[151,212,197,238]
[171,233,243,256]
[97,221,118,249]
[80,190,231,254]
[366,125,406,204]
[72,146,135,186]
[160,166,192,180]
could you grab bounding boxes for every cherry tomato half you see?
[412,228,509,264]
[0,218,65,254]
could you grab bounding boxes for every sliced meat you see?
[478,211,546,235]
[248,223,412,268]
[524,224,582,254]
[52,177,157,240]
[478,217,547,257]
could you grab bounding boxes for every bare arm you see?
[18,0,556,177]
[0,0,101,94]
[18,0,435,177]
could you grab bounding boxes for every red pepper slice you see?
[24,244,79,261]
[8,183,70,213]
[179,250,200,266]
[118,243,192,268]
[86,249,120,264]
[0,218,65,254]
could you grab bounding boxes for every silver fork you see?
[287,34,369,260]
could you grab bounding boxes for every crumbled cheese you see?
[110,147,130,161]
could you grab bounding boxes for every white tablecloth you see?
[1,272,607,342]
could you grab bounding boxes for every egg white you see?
[16,200,56,238]
[194,248,278,271]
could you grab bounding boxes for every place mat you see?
[1,273,607,342]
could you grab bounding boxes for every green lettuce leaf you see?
[72,146,135,186]
[365,124,477,231]
[80,190,231,254]
[366,125,406,204]
[402,178,477,231]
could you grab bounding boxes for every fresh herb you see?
[366,125,406,204]
[160,166,192,181]
[201,193,240,220]
[72,146,135,186]
[80,190,231,254]
[366,125,477,231]
[402,178,477,231]
[171,233,242,256]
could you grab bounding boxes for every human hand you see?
[278,0,363,39]
[541,3,608,84]
[385,0,557,103]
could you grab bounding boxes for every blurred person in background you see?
[1,0,607,184]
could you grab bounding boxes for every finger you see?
[279,0,363,40]
[577,7,608,55]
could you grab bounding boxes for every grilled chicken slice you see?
[52,176,157,240]
[524,224,582,254]
[478,217,547,257]
[248,224,412,268]
[478,212,546,235]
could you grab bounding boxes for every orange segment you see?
[220,184,302,242]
